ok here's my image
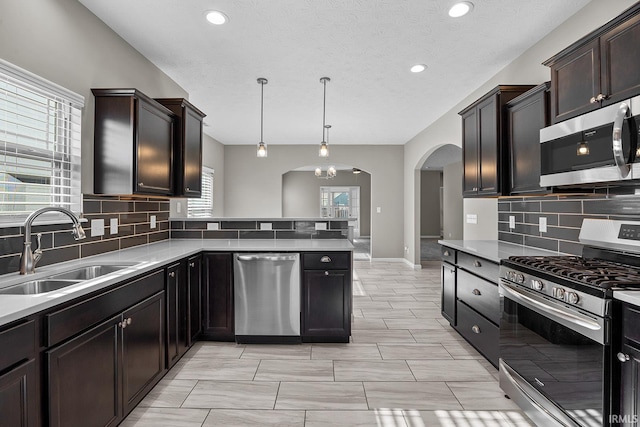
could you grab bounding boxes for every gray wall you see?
[442,162,463,240]
[282,171,371,236]
[420,171,441,237]
[224,145,403,259]
[0,0,188,195]
[403,0,638,265]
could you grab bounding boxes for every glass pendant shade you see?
[257,141,267,157]
[319,141,329,157]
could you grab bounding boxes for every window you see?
[188,167,214,217]
[0,59,84,219]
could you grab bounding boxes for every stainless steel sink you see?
[47,265,131,281]
[0,279,81,295]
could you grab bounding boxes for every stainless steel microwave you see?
[539,95,640,187]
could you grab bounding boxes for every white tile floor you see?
[122,260,534,427]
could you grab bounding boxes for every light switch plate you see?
[110,218,118,235]
[466,214,478,224]
[207,222,219,230]
[315,222,327,231]
[376,207,381,213]
[91,219,105,237]
[150,215,156,229]
[260,223,272,230]
[539,216,547,233]
[509,215,516,230]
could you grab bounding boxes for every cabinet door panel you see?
[166,264,180,366]
[477,95,499,194]
[183,108,203,196]
[601,13,640,106]
[135,99,173,195]
[302,270,350,339]
[48,316,120,427]
[462,109,478,195]
[441,263,456,325]
[122,292,165,412]
[188,255,202,345]
[619,342,640,426]
[550,40,600,123]
[0,359,39,427]
[202,253,234,340]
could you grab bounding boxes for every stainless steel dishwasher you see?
[233,253,300,343]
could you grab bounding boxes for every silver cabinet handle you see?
[169,271,175,278]
[320,256,332,263]
[324,271,329,276]
[126,317,132,325]
[596,93,607,102]
[473,260,482,268]
[471,325,481,334]
[443,250,450,257]
[138,182,144,186]
[119,321,126,329]
[590,96,597,104]
[618,352,630,363]
[189,262,195,268]
[613,101,631,178]
[186,187,190,191]
[472,289,481,296]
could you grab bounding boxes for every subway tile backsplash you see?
[0,195,170,276]
[498,191,640,255]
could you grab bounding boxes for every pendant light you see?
[257,77,268,158]
[319,77,331,157]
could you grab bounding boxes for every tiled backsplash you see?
[170,219,349,240]
[498,191,640,255]
[0,195,170,276]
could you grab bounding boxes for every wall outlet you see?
[91,219,105,237]
[207,222,219,230]
[150,215,156,229]
[110,218,118,235]
[509,215,516,230]
[466,214,478,224]
[260,222,272,231]
[539,216,547,233]
[315,222,327,231]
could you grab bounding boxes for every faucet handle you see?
[33,233,43,267]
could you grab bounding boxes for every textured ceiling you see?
[78,0,590,146]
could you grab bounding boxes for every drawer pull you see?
[472,289,481,296]
[618,352,630,363]
[320,256,332,263]
[471,325,481,334]
[473,260,482,268]
[443,250,450,257]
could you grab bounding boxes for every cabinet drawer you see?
[441,246,456,263]
[623,303,640,344]
[457,269,499,324]
[457,252,499,282]
[456,301,499,367]
[303,252,351,270]
[47,270,164,347]
[0,320,36,371]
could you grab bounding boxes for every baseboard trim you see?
[368,258,421,269]
[420,235,442,239]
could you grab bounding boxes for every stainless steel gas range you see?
[499,218,640,427]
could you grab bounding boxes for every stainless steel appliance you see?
[499,218,640,427]
[539,95,640,187]
[233,253,300,344]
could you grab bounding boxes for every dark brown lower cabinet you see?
[441,262,456,325]
[202,253,234,341]
[618,342,640,426]
[302,269,351,343]
[187,255,202,345]
[47,292,165,427]
[166,262,188,368]
[0,359,39,427]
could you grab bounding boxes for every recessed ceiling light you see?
[448,2,474,18]
[410,64,427,73]
[205,10,228,25]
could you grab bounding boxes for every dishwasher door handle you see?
[236,254,299,262]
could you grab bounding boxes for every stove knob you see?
[516,274,525,284]
[506,271,514,281]
[554,287,565,299]
[532,280,544,291]
[568,292,580,304]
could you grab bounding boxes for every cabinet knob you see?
[325,271,329,276]
[596,93,607,102]
[169,271,175,278]
[472,289,481,296]
[472,187,478,191]
[138,182,144,187]
[127,317,132,325]
[443,250,450,257]
[473,260,482,268]
[190,262,195,268]
[590,96,598,104]
[119,321,126,329]
[185,187,190,191]
[472,325,481,334]
[618,352,630,363]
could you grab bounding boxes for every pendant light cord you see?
[260,79,264,143]
[322,78,327,141]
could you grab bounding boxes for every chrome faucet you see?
[20,207,86,274]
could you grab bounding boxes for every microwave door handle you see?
[613,101,631,178]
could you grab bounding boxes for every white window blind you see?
[188,168,214,217]
[0,59,84,218]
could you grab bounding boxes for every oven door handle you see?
[499,280,606,345]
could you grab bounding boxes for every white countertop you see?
[438,240,566,263]
[614,291,640,306]
[0,239,353,327]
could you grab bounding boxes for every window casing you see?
[0,59,84,221]
[188,168,214,217]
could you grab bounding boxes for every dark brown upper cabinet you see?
[506,82,551,195]
[155,98,206,198]
[93,88,175,196]
[459,85,535,198]
[544,3,640,124]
